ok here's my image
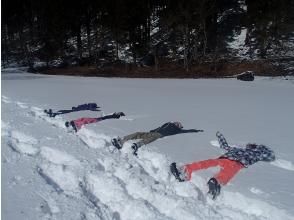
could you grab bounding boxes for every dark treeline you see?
[2,0,294,73]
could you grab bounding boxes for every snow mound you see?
[83,173,168,220]
[2,95,12,103]
[29,106,66,129]
[220,191,293,220]
[40,146,80,167]
[38,163,80,196]
[7,130,39,156]
[78,128,111,149]
[16,101,29,109]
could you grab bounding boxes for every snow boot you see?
[65,121,70,127]
[131,143,139,156]
[111,138,122,149]
[65,121,77,132]
[44,109,55,117]
[207,178,221,200]
[170,162,185,182]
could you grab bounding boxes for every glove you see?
[113,112,125,118]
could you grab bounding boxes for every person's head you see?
[173,121,183,129]
[246,143,258,149]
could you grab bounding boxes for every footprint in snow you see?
[37,147,82,196]
[37,163,80,196]
[8,130,39,156]
[40,146,80,167]
[29,106,66,129]
[16,101,29,109]
[2,95,12,103]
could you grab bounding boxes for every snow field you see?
[2,94,294,220]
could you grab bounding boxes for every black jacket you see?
[150,122,202,137]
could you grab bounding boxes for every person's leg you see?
[213,159,244,185]
[183,159,221,180]
[130,132,162,155]
[121,132,149,145]
[135,132,162,147]
[72,118,101,131]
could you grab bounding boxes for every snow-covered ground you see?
[1,68,294,220]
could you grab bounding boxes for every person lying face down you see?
[170,132,275,199]
[111,121,204,155]
[65,112,125,132]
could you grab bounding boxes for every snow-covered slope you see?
[2,68,294,220]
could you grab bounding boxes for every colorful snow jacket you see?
[150,122,202,137]
[216,132,275,167]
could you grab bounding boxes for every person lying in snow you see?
[45,103,100,117]
[170,131,275,199]
[111,122,204,155]
[65,112,125,132]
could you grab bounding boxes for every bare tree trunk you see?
[202,21,207,58]
[2,25,9,67]
[76,24,82,60]
[19,29,32,66]
[86,19,92,60]
[154,45,159,72]
[183,26,190,72]
[116,36,119,60]
[94,26,102,67]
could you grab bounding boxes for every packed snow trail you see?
[2,94,293,220]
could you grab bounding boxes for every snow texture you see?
[2,69,294,220]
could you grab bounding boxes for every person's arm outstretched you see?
[258,145,276,162]
[179,129,204,134]
[216,131,232,151]
[100,112,125,120]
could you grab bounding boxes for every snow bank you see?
[7,130,39,156]
[2,69,294,220]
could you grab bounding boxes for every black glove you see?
[113,112,125,118]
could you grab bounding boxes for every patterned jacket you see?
[216,132,275,167]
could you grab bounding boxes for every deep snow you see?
[1,68,294,220]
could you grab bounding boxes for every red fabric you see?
[184,158,244,185]
[72,118,101,131]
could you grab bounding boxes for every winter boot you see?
[207,178,221,200]
[65,121,77,132]
[44,109,55,117]
[170,162,185,182]
[111,138,122,149]
[131,143,139,156]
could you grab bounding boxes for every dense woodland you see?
[2,0,294,76]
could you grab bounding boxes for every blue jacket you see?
[216,132,275,167]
